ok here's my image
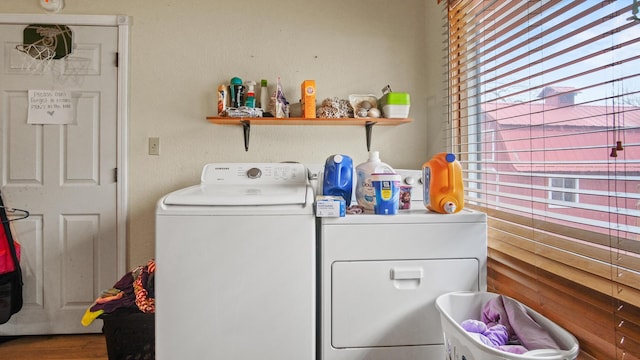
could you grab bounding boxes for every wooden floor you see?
[0,334,108,360]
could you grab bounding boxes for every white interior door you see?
[0,22,120,335]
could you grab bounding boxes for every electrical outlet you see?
[149,137,160,155]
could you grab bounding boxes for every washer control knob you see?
[404,176,416,185]
[247,167,262,179]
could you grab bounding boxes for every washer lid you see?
[163,163,310,206]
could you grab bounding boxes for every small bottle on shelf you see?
[245,81,256,108]
[259,79,268,111]
[217,84,227,115]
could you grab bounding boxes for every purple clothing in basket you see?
[461,319,528,354]
[460,295,561,355]
[482,295,561,351]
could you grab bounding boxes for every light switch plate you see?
[40,0,64,12]
[149,137,160,155]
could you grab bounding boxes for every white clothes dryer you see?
[314,169,487,360]
[155,163,315,360]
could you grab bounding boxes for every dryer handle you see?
[390,268,424,280]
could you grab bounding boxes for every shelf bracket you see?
[241,120,250,151]
[365,121,377,151]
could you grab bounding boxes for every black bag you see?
[0,193,24,324]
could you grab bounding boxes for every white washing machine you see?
[155,163,315,360]
[314,169,487,360]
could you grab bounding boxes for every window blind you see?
[444,0,640,358]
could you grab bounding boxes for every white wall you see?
[0,0,447,267]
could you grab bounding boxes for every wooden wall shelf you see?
[206,116,412,151]
[207,116,412,126]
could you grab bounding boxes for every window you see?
[444,1,640,358]
[548,177,578,205]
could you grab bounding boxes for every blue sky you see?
[477,0,639,106]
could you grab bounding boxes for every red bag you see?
[0,194,24,324]
[0,222,20,274]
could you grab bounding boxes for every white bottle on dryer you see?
[355,151,395,211]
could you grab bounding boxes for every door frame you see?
[0,13,130,276]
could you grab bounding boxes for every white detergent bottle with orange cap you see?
[422,152,464,214]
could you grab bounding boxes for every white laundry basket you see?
[435,292,579,360]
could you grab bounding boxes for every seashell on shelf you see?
[348,94,378,118]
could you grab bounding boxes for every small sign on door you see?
[27,89,75,125]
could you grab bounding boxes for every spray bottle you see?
[245,81,256,108]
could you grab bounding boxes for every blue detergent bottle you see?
[322,154,354,205]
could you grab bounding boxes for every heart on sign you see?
[47,111,55,116]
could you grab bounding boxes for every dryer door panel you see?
[331,259,479,348]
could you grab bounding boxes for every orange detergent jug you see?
[422,152,464,214]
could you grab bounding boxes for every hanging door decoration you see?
[16,24,73,60]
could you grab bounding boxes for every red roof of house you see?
[482,102,640,172]
[483,102,640,127]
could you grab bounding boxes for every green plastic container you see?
[379,92,410,118]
